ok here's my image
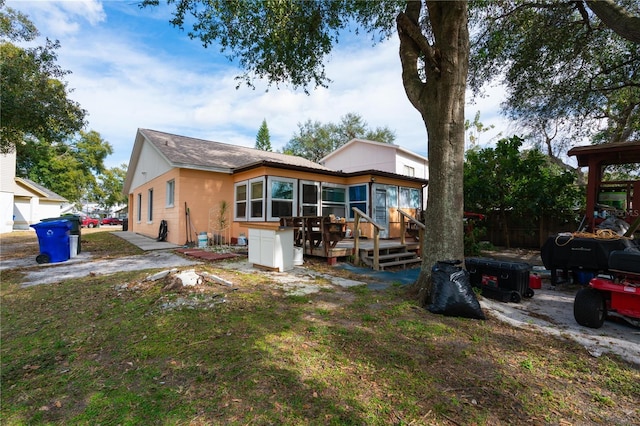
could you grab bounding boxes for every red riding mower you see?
[574,249,640,329]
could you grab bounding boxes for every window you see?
[250,179,264,220]
[321,184,346,218]
[387,186,398,208]
[234,182,247,220]
[136,193,142,222]
[403,165,415,177]
[348,184,368,219]
[300,181,320,216]
[268,177,295,220]
[399,187,421,208]
[147,188,154,222]
[235,178,265,221]
[166,179,175,207]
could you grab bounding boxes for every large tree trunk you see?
[397,1,469,304]
[585,0,640,44]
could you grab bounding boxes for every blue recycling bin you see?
[30,220,72,264]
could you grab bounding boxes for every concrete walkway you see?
[112,231,181,251]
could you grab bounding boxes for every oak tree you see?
[470,1,640,154]
[0,2,86,153]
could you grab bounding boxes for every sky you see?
[8,0,513,169]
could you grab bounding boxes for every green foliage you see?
[255,118,272,151]
[282,112,396,162]
[93,164,128,210]
[464,136,581,246]
[0,1,37,42]
[16,130,113,206]
[469,1,640,149]
[464,220,487,257]
[0,3,86,153]
[1,4,122,208]
[465,110,500,149]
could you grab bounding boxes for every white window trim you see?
[248,177,266,221]
[321,183,347,218]
[166,179,175,208]
[399,186,421,209]
[136,193,142,223]
[267,176,297,221]
[147,188,154,223]
[300,180,320,217]
[347,183,369,219]
[234,181,248,220]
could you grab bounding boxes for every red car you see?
[101,217,122,226]
[80,215,100,228]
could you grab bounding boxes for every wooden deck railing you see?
[352,207,386,270]
[398,209,425,244]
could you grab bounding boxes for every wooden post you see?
[354,214,361,266]
[373,227,380,270]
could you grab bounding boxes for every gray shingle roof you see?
[140,128,332,172]
[16,178,67,202]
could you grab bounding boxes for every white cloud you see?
[12,0,105,36]
[8,0,513,169]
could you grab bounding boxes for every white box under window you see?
[248,227,294,272]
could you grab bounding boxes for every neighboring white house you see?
[0,152,16,233]
[319,138,429,207]
[0,151,67,232]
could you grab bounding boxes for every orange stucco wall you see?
[129,168,233,245]
[128,166,425,244]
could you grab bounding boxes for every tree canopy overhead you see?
[1,2,123,210]
[0,1,86,153]
[470,0,640,153]
[141,0,402,90]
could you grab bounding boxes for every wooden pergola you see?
[568,141,640,231]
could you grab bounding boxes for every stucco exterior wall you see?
[322,143,396,173]
[130,168,233,245]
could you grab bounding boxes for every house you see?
[319,138,429,207]
[0,151,68,232]
[123,129,428,245]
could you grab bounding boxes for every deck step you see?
[376,258,423,270]
[363,251,417,261]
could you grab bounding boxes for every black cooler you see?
[540,235,630,285]
[465,257,532,303]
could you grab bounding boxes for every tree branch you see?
[585,0,640,44]
[396,6,439,73]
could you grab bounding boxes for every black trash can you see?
[42,214,82,254]
[122,218,128,231]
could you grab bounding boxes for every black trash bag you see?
[428,260,485,320]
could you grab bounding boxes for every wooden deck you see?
[302,237,421,264]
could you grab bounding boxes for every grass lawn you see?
[1,230,639,425]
